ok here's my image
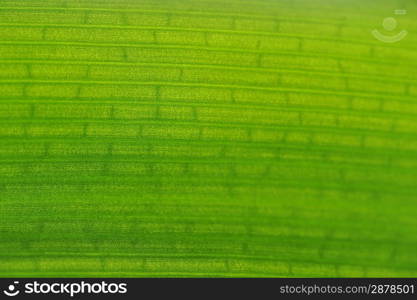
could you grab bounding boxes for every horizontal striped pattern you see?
[0,0,416,277]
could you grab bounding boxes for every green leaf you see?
[0,0,416,277]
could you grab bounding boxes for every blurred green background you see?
[0,0,416,277]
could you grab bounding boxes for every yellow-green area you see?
[0,0,417,277]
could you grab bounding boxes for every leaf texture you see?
[0,0,417,277]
